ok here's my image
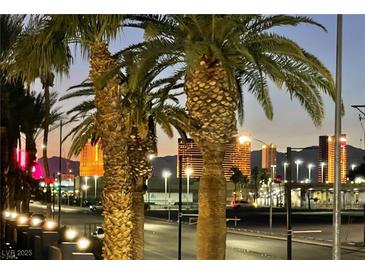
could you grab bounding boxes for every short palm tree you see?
[19,91,63,212]
[129,15,336,259]
[2,15,71,216]
[61,50,188,259]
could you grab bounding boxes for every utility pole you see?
[333,14,343,260]
[178,155,182,260]
[286,147,292,260]
[58,120,62,228]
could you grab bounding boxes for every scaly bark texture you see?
[90,42,133,260]
[185,58,238,259]
[128,125,155,259]
[40,73,54,218]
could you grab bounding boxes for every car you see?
[231,199,254,209]
[91,226,104,240]
[89,202,103,213]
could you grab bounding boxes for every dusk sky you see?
[35,14,365,160]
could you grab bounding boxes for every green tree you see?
[131,15,336,259]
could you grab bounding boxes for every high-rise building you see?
[318,135,329,183]
[177,136,251,181]
[176,138,204,179]
[79,140,104,177]
[261,144,277,170]
[327,134,347,183]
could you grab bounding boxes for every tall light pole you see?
[308,163,314,182]
[185,168,193,203]
[84,176,89,200]
[333,14,343,260]
[146,154,156,203]
[320,162,326,183]
[283,162,288,183]
[58,120,62,228]
[163,170,171,207]
[94,176,98,199]
[270,165,276,230]
[295,160,303,182]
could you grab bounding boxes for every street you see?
[29,204,365,260]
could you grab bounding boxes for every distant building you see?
[327,134,347,183]
[177,137,251,181]
[318,135,329,183]
[261,144,277,171]
[79,140,104,177]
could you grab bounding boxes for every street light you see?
[269,165,276,230]
[65,228,78,241]
[94,176,98,199]
[77,237,91,251]
[307,163,314,182]
[351,164,357,171]
[295,160,303,182]
[185,167,193,203]
[146,154,156,203]
[320,162,326,183]
[162,170,171,206]
[283,162,288,183]
[84,177,89,200]
[148,154,156,161]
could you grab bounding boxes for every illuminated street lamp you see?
[77,237,91,251]
[84,177,89,199]
[283,162,288,183]
[351,164,357,171]
[185,167,193,203]
[162,170,171,206]
[295,160,303,182]
[148,154,156,161]
[269,165,276,230]
[94,176,98,199]
[320,162,326,183]
[65,228,78,241]
[146,154,156,203]
[307,163,314,182]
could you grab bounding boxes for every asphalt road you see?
[29,204,365,260]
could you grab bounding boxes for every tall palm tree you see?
[19,91,63,212]
[1,15,71,216]
[0,14,25,212]
[61,51,188,259]
[2,15,134,258]
[129,15,336,259]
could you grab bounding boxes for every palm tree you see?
[60,47,188,259]
[2,15,135,258]
[1,15,71,216]
[129,14,336,259]
[19,91,63,212]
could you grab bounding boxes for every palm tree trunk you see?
[185,57,238,259]
[197,144,227,259]
[132,178,145,259]
[42,83,52,217]
[128,126,155,259]
[90,42,133,260]
[23,134,36,213]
